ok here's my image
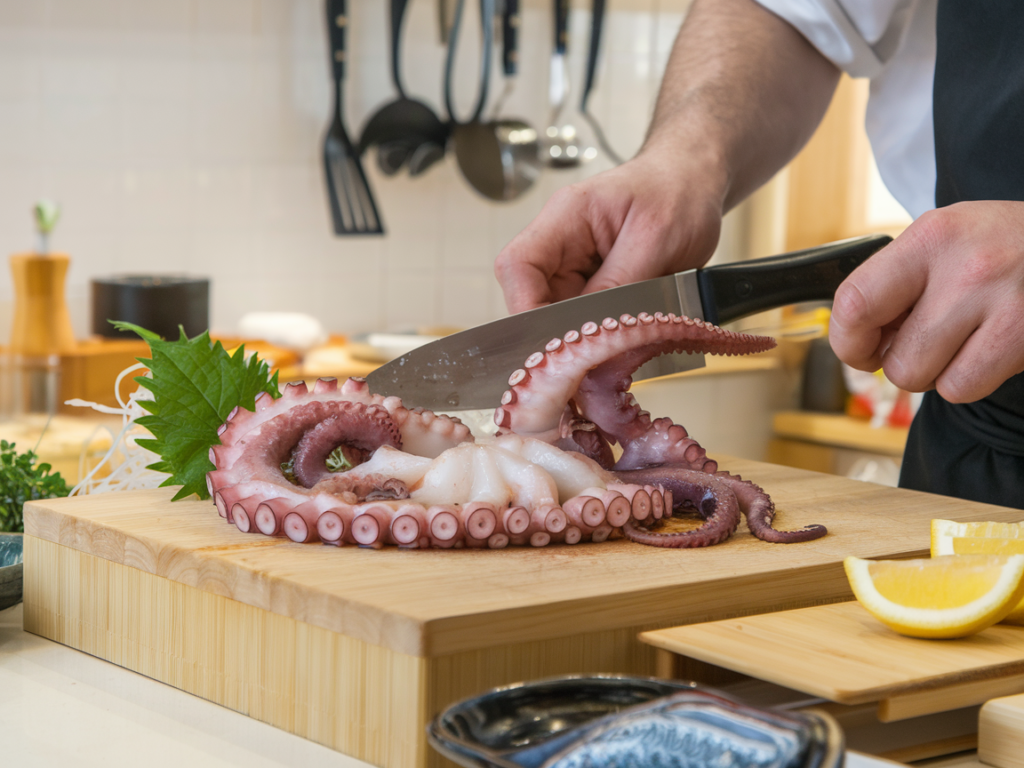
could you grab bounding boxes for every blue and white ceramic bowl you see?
[428,675,845,768]
[0,533,24,611]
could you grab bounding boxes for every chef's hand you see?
[495,0,838,314]
[829,200,1024,403]
[494,152,723,314]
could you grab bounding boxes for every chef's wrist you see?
[636,126,731,214]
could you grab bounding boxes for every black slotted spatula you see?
[323,0,384,235]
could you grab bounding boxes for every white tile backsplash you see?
[0,0,698,342]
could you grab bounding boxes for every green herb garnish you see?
[280,448,352,485]
[1,440,70,532]
[114,321,281,501]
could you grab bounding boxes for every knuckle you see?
[882,359,916,392]
[831,280,872,326]
[911,207,952,248]
[912,207,1007,284]
[493,244,516,276]
[935,372,974,404]
[548,183,586,211]
[959,249,1006,286]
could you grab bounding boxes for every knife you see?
[366,233,892,410]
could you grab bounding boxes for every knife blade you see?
[366,233,892,410]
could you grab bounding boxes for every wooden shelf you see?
[0,414,117,484]
[773,411,908,456]
[640,600,1024,764]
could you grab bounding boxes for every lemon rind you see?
[932,519,1024,558]
[931,519,961,557]
[845,555,1024,630]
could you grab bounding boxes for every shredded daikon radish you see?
[67,363,169,495]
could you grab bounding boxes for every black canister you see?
[91,275,209,340]
[801,336,849,413]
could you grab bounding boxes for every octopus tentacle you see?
[291,404,401,487]
[217,376,472,463]
[494,313,774,444]
[715,472,828,543]
[613,417,717,474]
[614,469,742,548]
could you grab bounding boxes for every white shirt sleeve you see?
[753,0,938,218]
[753,0,917,78]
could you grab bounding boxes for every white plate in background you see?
[348,332,443,363]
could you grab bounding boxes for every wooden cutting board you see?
[980,693,1024,768]
[21,458,1024,768]
[642,600,1024,720]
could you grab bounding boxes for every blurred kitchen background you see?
[0,0,918,485]
[0,0,702,336]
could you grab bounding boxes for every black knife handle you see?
[696,233,892,326]
[327,0,347,82]
[503,0,520,76]
[553,0,569,55]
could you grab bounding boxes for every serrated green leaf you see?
[121,325,280,500]
[110,319,163,342]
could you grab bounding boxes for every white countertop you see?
[0,603,371,767]
[1,602,916,767]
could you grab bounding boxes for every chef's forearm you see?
[643,0,840,211]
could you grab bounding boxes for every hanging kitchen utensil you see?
[438,0,455,44]
[488,0,519,118]
[476,0,543,201]
[446,0,500,198]
[542,0,595,169]
[579,0,623,164]
[500,0,518,90]
[445,0,540,201]
[359,0,450,177]
[322,0,384,235]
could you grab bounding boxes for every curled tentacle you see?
[716,472,827,543]
[291,403,401,487]
[495,313,775,446]
[613,417,717,474]
[614,470,741,548]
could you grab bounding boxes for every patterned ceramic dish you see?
[428,675,844,768]
[0,533,24,611]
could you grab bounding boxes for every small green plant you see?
[0,440,70,533]
[33,199,60,254]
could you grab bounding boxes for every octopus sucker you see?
[208,312,825,549]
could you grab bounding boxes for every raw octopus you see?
[207,312,827,549]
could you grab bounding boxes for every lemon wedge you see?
[940,538,1024,625]
[844,554,1024,638]
[949,537,1024,556]
[931,519,1024,556]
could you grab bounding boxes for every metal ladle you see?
[543,0,597,169]
[359,0,449,176]
[446,0,541,201]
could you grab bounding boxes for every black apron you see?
[898,0,1024,507]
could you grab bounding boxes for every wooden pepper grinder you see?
[7,201,76,415]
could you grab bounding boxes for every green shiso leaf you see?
[118,323,281,501]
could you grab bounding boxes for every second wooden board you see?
[641,601,1024,706]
